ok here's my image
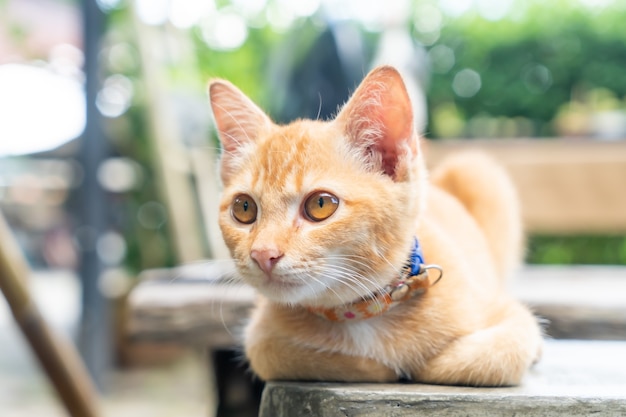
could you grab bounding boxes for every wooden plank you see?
[126,262,254,349]
[125,265,626,347]
[425,139,626,234]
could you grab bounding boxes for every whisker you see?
[323,267,386,312]
[307,264,385,312]
[322,255,378,275]
[327,253,401,276]
[216,278,251,342]
[315,91,323,121]
[315,258,385,293]
[296,270,346,307]
[321,264,382,292]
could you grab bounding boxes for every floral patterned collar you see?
[307,238,443,321]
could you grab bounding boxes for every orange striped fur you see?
[209,66,542,386]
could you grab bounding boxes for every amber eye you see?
[232,194,258,224]
[304,191,339,222]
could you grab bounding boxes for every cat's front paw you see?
[246,337,397,382]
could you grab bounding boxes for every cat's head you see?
[209,66,427,308]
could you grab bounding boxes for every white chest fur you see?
[330,317,405,375]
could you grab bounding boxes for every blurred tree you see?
[427,2,626,138]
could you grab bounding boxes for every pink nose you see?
[251,249,284,275]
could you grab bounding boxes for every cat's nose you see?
[251,249,284,275]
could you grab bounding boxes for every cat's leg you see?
[245,336,398,382]
[430,151,522,279]
[415,301,542,386]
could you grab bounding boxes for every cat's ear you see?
[336,66,417,180]
[209,80,271,177]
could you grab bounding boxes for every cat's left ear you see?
[209,80,272,179]
[336,66,418,181]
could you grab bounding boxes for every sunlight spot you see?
[476,0,513,21]
[170,0,215,29]
[98,268,132,298]
[0,64,84,156]
[96,74,133,118]
[452,68,482,98]
[286,0,321,17]
[438,0,473,17]
[266,2,296,31]
[97,232,127,266]
[414,3,443,33]
[137,201,168,230]
[522,64,553,94]
[201,10,248,50]
[232,0,268,15]
[428,44,455,74]
[97,157,142,193]
[136,0,169,26]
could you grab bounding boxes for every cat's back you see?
[428,151,523,281]
[419,182,501,294]
[418,150,523,300]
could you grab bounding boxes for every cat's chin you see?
[252,277,329,306]
[257,285,311,305]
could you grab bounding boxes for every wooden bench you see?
[127,264,626,346]
[426,139,626,234]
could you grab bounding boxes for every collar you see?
[307,237,443,322]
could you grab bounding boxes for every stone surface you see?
[260,340,626,417]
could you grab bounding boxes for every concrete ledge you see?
[260,340,626,417]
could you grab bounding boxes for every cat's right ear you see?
[336,66,417,181]
[208,80,271,177]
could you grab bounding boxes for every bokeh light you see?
[0,64,85,156]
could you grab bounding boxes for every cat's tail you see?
[430,151,523,281]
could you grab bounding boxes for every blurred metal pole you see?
[79,0,112,391]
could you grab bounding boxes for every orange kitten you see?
[208,66,542,386]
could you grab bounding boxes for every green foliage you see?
[528,236,626,265]
[100,7,178,272]
[427,2,626,137]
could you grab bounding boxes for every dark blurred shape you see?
[274,23,367,123]
[76,0,112,391]
[214,350,264,417]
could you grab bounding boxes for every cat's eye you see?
[304,191,339,222]
[232,194,258,224]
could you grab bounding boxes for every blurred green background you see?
[1,0,626,273]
